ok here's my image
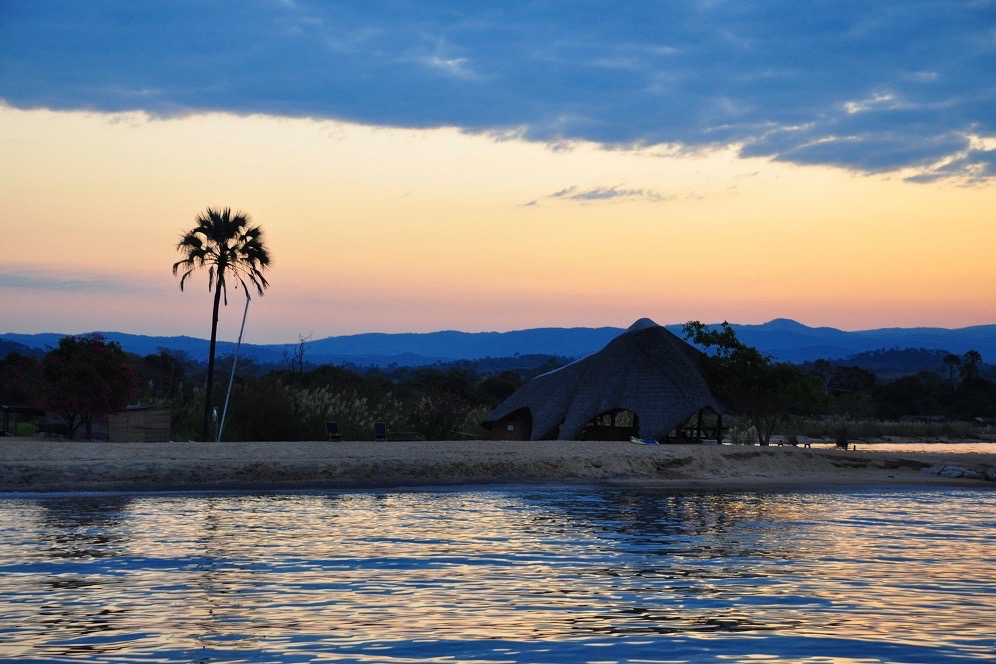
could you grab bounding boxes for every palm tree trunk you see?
[202,284,224,441]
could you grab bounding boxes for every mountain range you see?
[3,318,996,368]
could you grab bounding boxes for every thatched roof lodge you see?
[482,318,723,441]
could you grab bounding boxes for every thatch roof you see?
[482,318,722,440]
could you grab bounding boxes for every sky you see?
[1,0,995,344]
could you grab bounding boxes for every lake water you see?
[1,485,993,663]
[810,441,996,454]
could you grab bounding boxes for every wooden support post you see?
[696,410,704,441]
[716,413,723,444]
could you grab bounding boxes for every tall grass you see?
[165,380,494,442]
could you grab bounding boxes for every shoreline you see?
[2,439,993,494]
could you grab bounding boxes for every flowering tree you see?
[41,335,138,439]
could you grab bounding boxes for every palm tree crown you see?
[172,207,271,302]
[173,207,271,440]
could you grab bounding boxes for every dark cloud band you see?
[1,0,993,181]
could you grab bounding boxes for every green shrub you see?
[729,418,757,445]
[410,391,473,440]
[224,379,302,441]
[170,386,204,441]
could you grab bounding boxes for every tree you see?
[960,350,982,382]
[283,332,312,379]
[943,353,961,388]
[872,370,950,420]
[173,207,271,440]
[810,359,837,395]
[0,352,42,407]
[476,371,526,406]
[41,335,138,439]
[411,390,473,441]
[683,321,820,445]
[135,347,190,402]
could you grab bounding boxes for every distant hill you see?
[818,347,996,381]
[723,318,996,364]
[3,319,996,368]
[302,327,622,366]
[0,338,43,359]
[0,331,255,363]
[0,327,624,368]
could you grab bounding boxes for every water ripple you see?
[1,486,993,662]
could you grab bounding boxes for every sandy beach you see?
[1,438,994,493]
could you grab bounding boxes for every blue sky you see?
[3,0,994,182]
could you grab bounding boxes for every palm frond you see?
[176,268,195,291]
[174,206,271,299]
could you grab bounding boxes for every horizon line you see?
[4,317,996,347]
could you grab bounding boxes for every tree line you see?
[1,334,993,441]
[0,340,550,440]
[684,321,995,445]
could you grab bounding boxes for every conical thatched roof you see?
[482,318,722,440]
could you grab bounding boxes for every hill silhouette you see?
[3,320,995,369]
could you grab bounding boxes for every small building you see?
[490,407,533,441]
[108,407,171,442]
[482,318,724,442]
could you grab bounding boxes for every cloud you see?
[1,1,994,180]
[545,185,675,204]
[904,141,996,185]
[0,267,148,294]
[417,54,477,79]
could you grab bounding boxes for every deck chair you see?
[374,422,387,442]
[326,421,342,442]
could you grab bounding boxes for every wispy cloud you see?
[529,185,675,206]
[0,267,147,294]
[418,54,476,78]
[904,134,996,185]
[1,1,993,180]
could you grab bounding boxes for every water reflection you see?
[0,496,133,660]
[0,486,993,662]
[39,494,133,560]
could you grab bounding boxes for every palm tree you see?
[943,353,961,388]
[961,350,983,382]
[173,207,271,440]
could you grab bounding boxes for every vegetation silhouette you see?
[172,207,271,441]
[3,342,994,441]
[683,321,821,445]
[40,335,138,439]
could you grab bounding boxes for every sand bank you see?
[2,439,994,493]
